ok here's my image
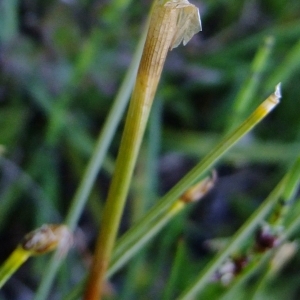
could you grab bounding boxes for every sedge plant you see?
[4,0,300,300]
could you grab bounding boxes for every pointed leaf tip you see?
[275,83,282,99]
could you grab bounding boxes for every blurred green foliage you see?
[1,0,300,299]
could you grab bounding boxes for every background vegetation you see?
[1,0,300,299]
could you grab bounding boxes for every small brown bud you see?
[255,224,280,252]
[21,224,73,256]
[181,170,217,203]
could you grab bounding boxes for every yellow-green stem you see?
[0,246,30,288]
[84,2,182,299]
[0,224,72,289]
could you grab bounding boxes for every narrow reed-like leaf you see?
[266,39,300,90]
[281,156,300,201]
[162,239,187,300]
[228,36,274,130]
[0,247,30,288]
[113,85,281,264]
[269,155,300,226]
[84,1,201,298]
[178,178,286,299]
[178,131,300,300]
[249,243,297,300]
[33,17,148,300]
[63,174,214,300]
[217,156,300,300]
[63,201,186,300]
[64,85,280,300]
[163,130,300,164]
[109,174,215,277]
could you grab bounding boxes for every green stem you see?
[162,239,186,300]
[64,32,147,231]
[219,251,273,300]
[220,156,300,300]
[62,85,280,300]
[33,19,147,300]
[0,247,30,288]
[179,151,299,300]
[177,175,287,300]
[63,201,186,300]
[228,36,274,131]
[113,86,281,262]
[84,2,183,298]
[270,155,300,227]
[108,201,185,277]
